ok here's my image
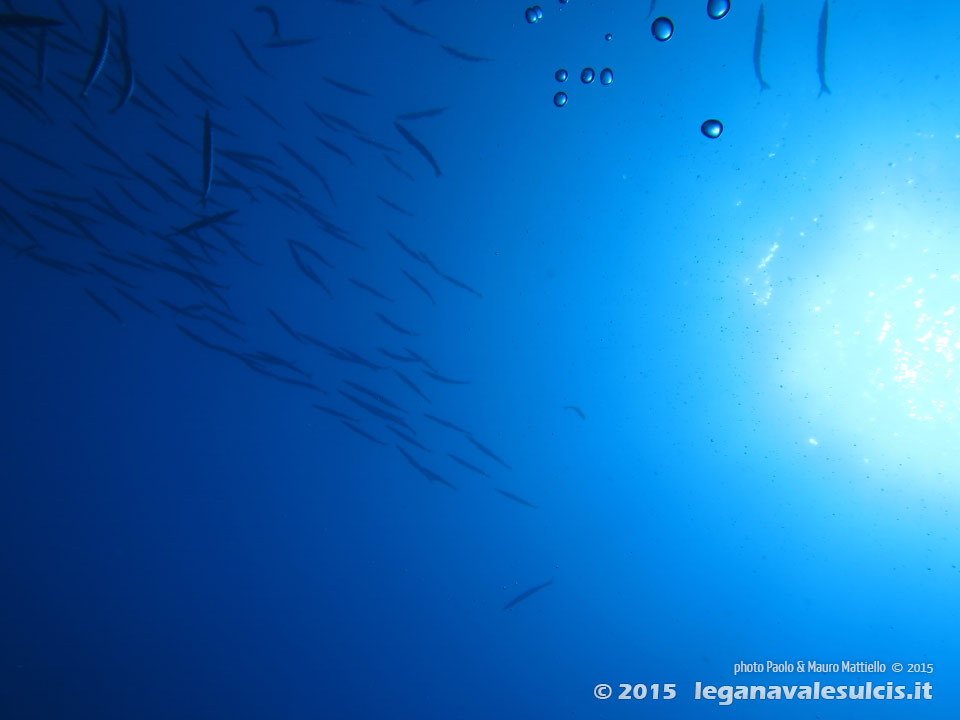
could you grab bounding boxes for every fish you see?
[494,488,538,509]
[247,95,285,129]
[323,76,373,97]
[563,405,586,420]
[447,453,488,477]
[312,404,358,421]
[343,380,407,413]
[289,239,334,268]
[395,107,446,120]
[377,194,413,216]
[263,37,316,48]
[440,45,492,62]
[352,133,400,154]
[249,350,310,378]
[383,153,415,181]
[646,0,656,19]
[817,0,830,97]
[79,9,110,98]
[380,4,435,38]
[84,288,123,325]
[376,312,419,336]
[0,138,72,176]
[423,413,469,434]
[167,65,226,108]
[36,27,48,90]
[465,435,510,469]
[254,4,280,37]
[392,368,429,402]
[401,269,436,305]
[54,1,82,34]
[0,13,63,28]
[387,232,428,264]
[109,21,135,113]
[232,29,270,75]
[341,421,386,445]
[201,110,214,205]
[267,307,305,343]
[386,426,431,453]
[435,269,482,298]
[503,579,553,610]
[394,122,442,177]
[316,136,354,165]
[339,391,414,432]
[179,55,215,92]
[349,278,393,302]
[114,287,159,317]
[753,4,770,91]
[422,370,469,385]
[165,209,237,238]
[395,446,456,490]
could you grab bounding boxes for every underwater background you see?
[0,0,956,717]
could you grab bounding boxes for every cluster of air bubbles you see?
[543,1,728,134]
[553,66,613,106]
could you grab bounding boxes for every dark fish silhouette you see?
[396,107,446,120]
[84,288,123,324]
[383,154,414,181]
[263,37,316,48]
[465,435,510,469]
[387,426,431,453]
[394,122,442,177]
[164,209,237,238]
[494,488,538,509]
[316,136,354,165]
[114,287,159,317]
[313,405,358,421]
[563,405,586,420]
[503,579,552,610]
[349,278,393,302]
[447,453,488,477]
[376,312,419,336]
[753,4,770,91]
[323,76,372,97]
[343,380,407,413]
[380,5,435,38]
[232,29,270,75]
[377,194,413,216]
[254,4,280,37]
[267,307,305,344]
[423,413,468,434]
[396,446,456,490]
[247,96,285,128]
[342,421,386,445]
[440,45,492,62]
[392,368,429,402]
[422,370,469,385]
[79,9,110,98]
[339,391,414,432]
[401,269,435,305]
[0,13,63,28]
[109,14,135,113]
[817,0,830,96]
[201,110,214,205]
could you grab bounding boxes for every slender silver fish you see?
[79,9,110,98]
[753,4,770,91]
[817,0,830,96]
[201,110,213,205]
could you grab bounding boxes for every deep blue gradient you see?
[1,1,958,718]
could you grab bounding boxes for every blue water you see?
[1,1,957,718]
